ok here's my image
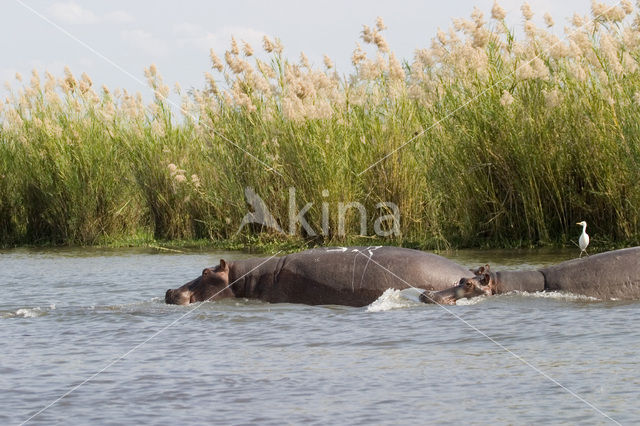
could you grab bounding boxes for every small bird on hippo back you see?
[576,220,589,258]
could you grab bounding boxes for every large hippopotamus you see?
[165,246,478,307]
[421,247,640,303]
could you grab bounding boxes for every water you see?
[1,247,639,425]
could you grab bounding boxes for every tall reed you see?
[1,2,640,248]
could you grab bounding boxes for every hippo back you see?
[541,247,640,300]
[264,246,472,306]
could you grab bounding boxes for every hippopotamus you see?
[165,246,476,307]
[419,266,492,305]
[419,247,640,303]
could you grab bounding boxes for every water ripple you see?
[1,248,639,424]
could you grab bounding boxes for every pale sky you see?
[2,0,598,105]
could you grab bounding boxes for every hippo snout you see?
[419,290,448,305]
[165,288,193,305]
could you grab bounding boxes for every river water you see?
[1,247,638,425]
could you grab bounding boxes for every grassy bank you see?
[2,2,640,249]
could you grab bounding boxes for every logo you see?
[237,187,400,237]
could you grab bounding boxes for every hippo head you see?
[467,264,496,294]
[165,259,233,305]
[419,264,493,305]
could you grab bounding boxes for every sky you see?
[1,0,600,105]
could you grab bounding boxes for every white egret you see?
[576,221,589,258]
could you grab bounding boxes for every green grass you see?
[1,8,640,250]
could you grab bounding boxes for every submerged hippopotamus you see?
[419,266,493,305]
[420,247,640,303]
[165,246,476,307]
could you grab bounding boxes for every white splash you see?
[511,290,599,301]
[366,288,423,312]
[8,304,56,318]
[455,296,488,305]
[14,307,43,318]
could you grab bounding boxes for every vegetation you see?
[1,2,640,249]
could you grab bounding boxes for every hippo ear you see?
[470,265,485,275]
[481,269,492,286]
[219,259,229,272]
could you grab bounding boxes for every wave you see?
[366,287,601,312]
[504,290,599,301]
[366,288,425,312]
[2,290,602,319]
[2,304,56,319]
[367,288,495,312]
[454,296,489,305]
